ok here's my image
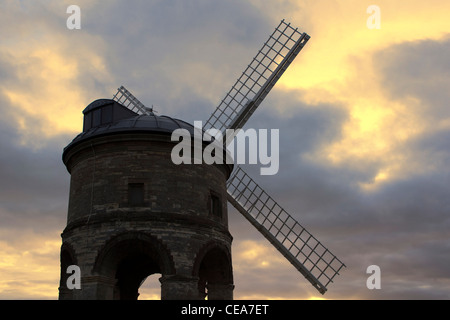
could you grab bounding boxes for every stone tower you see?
[59,99,234,300]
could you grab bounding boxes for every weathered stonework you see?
[60,104,234,300]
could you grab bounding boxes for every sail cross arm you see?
[227,167,346,294]
[204,19,310,136]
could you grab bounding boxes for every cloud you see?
[266,1,450,192]
[0,1,115,144]
[0,96,68,299]
[75,0,273,122]
[0,230,61,299]
[0,95,69,216]
[378,36,450,132]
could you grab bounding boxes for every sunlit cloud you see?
[1,42,111,144]
[0,2,113,147]
[0,230,60,299]
[235,240,286,270]
[266,0,450,190]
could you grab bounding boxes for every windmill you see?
[112,19,345,295]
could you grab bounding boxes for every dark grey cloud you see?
[377,35,450,121]
[0,94,70,233]
[75,0,272,122]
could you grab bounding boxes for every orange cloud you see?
[271,0,450,190]
[0,230,60,299]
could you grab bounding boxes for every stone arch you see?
[193,242,234,300]
[59,242,78,300]
[93,231,175,300]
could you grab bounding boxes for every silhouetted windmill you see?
[112,20,345,295]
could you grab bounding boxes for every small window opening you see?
[210,193,222,218]
[129,183,144,207]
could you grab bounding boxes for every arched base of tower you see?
[59,226,234,300]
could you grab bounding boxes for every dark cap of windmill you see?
[63,99,196,153]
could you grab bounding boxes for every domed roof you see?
[73,113,194,138]
[63,99,196,153]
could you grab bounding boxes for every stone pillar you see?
[160,275,201,300]
[207,283,234,300]
[85,276,117,300]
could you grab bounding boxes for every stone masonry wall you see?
[60,132,234,299]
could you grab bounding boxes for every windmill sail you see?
[227,167,345,294]
[203,19,310,141]
[203,19,345,294]
[113,85,152,115]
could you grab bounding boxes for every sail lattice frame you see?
[227,167,346,294]
[204,19,310,136]
[113,86,151,115]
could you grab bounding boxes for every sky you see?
[0,0,449,300]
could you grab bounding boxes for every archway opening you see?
[138,274,162,300]
[94,233,175,300]
[198,247,233,300]
[115,252,160,300]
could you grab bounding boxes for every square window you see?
[129,183,144,207]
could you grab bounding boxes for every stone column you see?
[160,275,201,300]
[207,283,234,300]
